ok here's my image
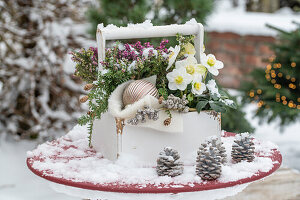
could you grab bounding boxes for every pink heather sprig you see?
[89,47,98,66]
[156,39,169,53]
[144,42,153,48]
[133,41,144,54]
[70,52,80,62]
[117,43,138,60]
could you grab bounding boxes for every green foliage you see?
[176,34,195,45]
[87,0,150,37]
[221,92,255,133]
[196,100,208,112]
[241,22,300,126]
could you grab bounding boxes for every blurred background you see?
[0,0,299,199]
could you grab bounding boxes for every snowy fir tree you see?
[86,0,214,38]
[151,0,214,25]
[241,22,300,126]
[0,0,92,139]
[87,0,151,37]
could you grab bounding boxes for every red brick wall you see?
[206,32,275,88]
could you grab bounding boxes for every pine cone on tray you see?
[231,133,255,163]
[196,140,222,181]
[156,147,184,177]
[210,137,227,164]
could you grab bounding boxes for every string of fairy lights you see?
[248,55,300,109]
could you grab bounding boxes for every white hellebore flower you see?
[201,54,224,76]
[182,42,196,56]
[166,67,192,91]
[191,75,206,96]
[175,55,207,77]
[166,45,180,70]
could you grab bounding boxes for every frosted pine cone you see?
[196,141,222,180]
[156,147,183,177]
[162,94,189,113]
[127,105,159,125]
[231,133,255,163]
[210,137,227,164]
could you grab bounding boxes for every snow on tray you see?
[27,125,278,187]
[206,0,300,36]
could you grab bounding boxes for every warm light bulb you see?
[291,62,296,68]
[271,73,276,78]
[257,89,262,94]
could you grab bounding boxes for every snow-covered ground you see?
[0,103,299,200]
[0,134,79,200]
[244,104,300,170]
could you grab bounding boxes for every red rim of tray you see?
[27,132,282,194]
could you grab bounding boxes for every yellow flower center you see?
[186,65,195,75]
[168,52,175,60]
[207,57,216,67]
[194,82,201,91]
[195,64,207,75]
[175,76,183,84]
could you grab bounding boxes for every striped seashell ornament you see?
[123,80,159,106]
